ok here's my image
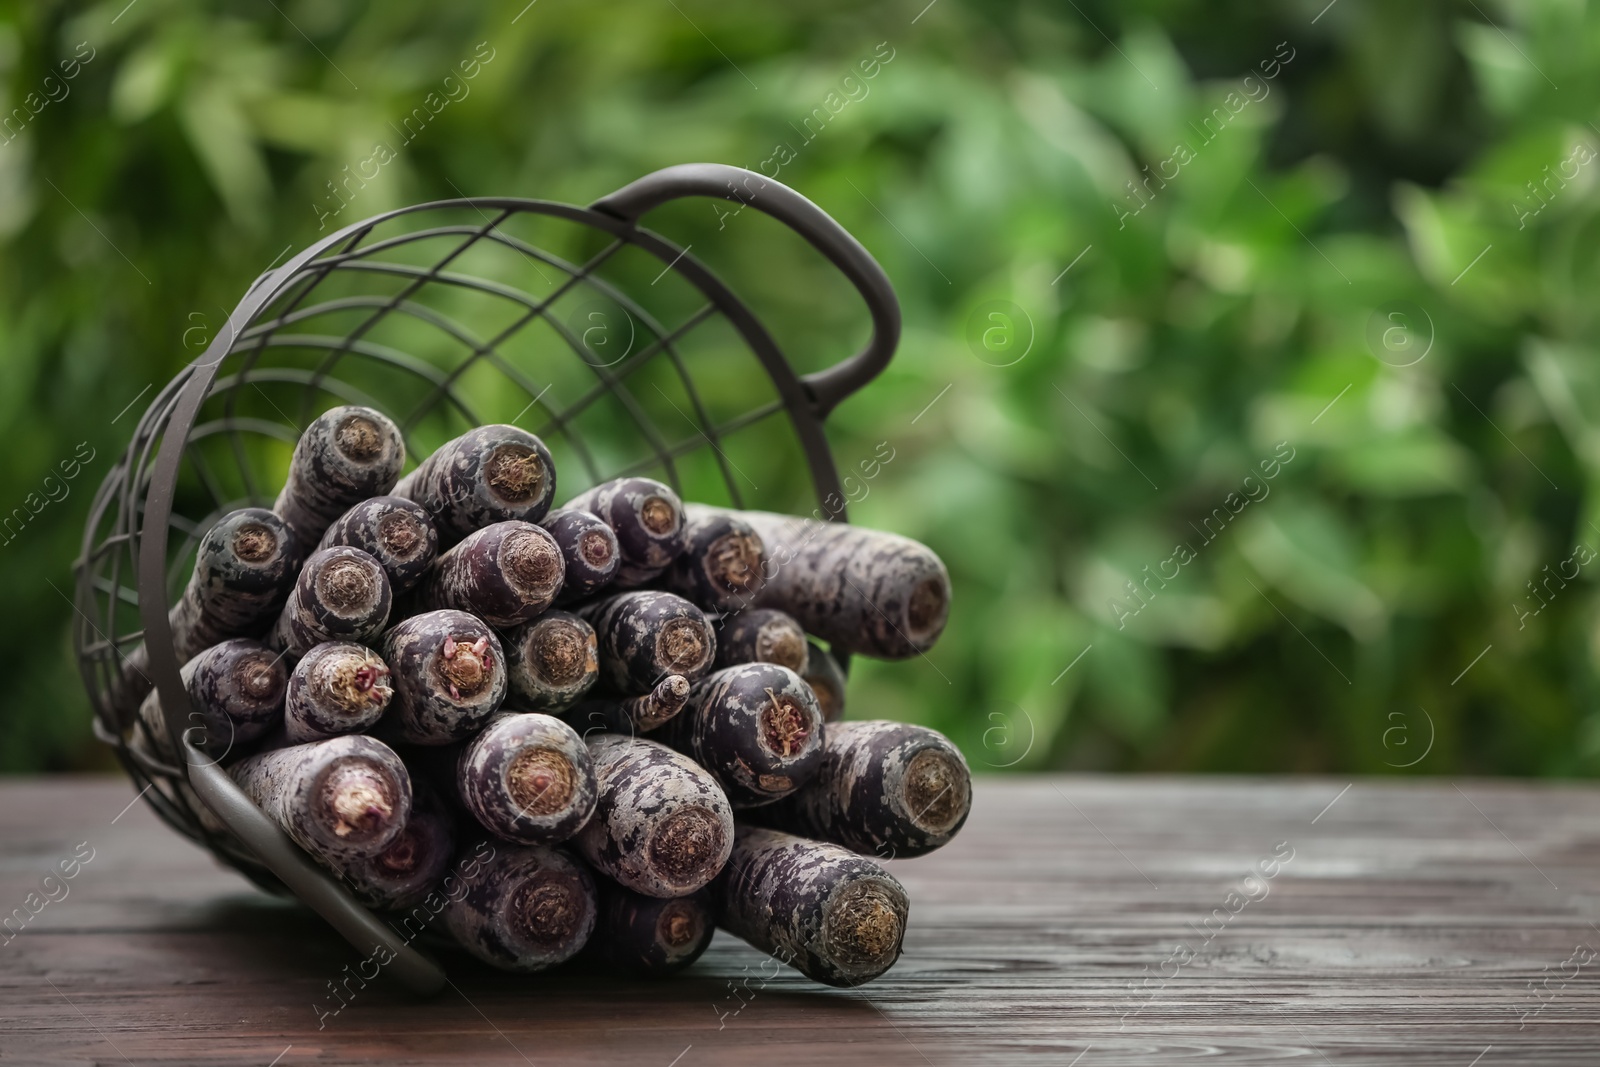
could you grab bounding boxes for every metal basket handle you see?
[592,163,901,418]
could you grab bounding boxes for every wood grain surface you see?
[2,775,1597,1065]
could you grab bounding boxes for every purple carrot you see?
[745,721,971,859]
[457,712,598,845]
[135,638,286,762]
[393,424,556,543]
[334,782,457,911]
[441,842,597,972]
[267,546,391,659]
[586,880,714,976]
[503,611,599,713]
[575,735,733,898]
[563,674,690,738]
[283,641,393,743]
[317,495,439,594]
[273,405,405,544]
[732,509,951,660]
[171,509,302,650]
[716,826,908,987]
[540,508,620,602]
[802,640,847,724]
[412,520,564,628]
[577,591,716,694]
[665,505,766,612]
[380,609,507,744]
[657,663,824,808]
[562,477,687,587]
[121,508,299,712]
[713,608,809,674]
[229,734,413,866]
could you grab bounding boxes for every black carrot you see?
[283,641,393,743]
[134,638,286,762]
[716,826,908,987]
[575,735,733,898]
[577,591,716,694]
[335,782,456,911]
[273,405,405,544]
[503,610,599,713]
[562,674,690,737]
[657,663,824,808]
[229,735,412,866]
[441,843,597,972]
[745,721,971,858]
[380,610,507,744]
[393,424,556,543]
[457,712,597,845]
[731,509,950,660]
[318,496,438,594]
[171,508,302,652]
[267,546,392,659]
[540,508,620,601]
[713,608,808,674]
[586,880,714,976]
[121,508,299,712]
[664,505,765,612]
[563,477,687,587]
[412,520,564,627]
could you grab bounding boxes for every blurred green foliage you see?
[2,0,1597,777]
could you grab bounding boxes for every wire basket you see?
[71,163,901,994]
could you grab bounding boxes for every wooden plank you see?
[1,776,1597,1064]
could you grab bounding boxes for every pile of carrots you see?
[124,405,968,986]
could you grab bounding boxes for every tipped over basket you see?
[72,164,901,994]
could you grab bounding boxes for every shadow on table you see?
[190,893,887,1014]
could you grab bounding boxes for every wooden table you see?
[3,776,1598,1064]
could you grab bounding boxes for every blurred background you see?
[2,0,1595,777]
